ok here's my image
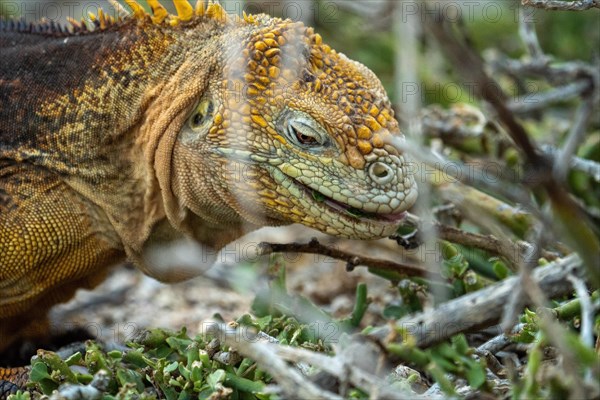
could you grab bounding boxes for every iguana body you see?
[0,0,417,358]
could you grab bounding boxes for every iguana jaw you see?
[297,181,408,224]
[210,147,416,237]
[265,165,416,239]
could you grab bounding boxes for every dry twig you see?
[476,323,526,355]
[567,275,595,348]
[256,238,443,281]
[368,254,583,348]
[522,0,600,11]
[542,144,600,182]
[555,97,596,181]
[434,222,559,265]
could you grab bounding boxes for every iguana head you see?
[166,4,417,240]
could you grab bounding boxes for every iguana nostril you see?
[368,162,395,185]
[373,164,388,177]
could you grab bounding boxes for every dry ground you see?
[49,225,401,346]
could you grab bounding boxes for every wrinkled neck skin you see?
[126,21,270,279]
[135,71,263,280]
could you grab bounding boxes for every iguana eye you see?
[276,109,331,151]
[189,99,214,130]
[286,119,326,147]
[288,124,319,145]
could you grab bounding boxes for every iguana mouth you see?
[293,178,408,224]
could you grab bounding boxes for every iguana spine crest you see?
[0,0,236,34]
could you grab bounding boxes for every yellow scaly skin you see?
[0,0,417,376]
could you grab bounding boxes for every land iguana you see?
[0,0,417,392]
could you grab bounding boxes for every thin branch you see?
[389,138,545,223]
[555,97,596,181]
[522,0,600,11]
[393,0,447,306]
[518,6,547,61]
[542,145,600,182]
[532,293,591,399]
[508,80,590,113]
[256,238,443,281]
[435,222,559,264]
[487,54,598,88]
[475,323,527,378]
[402,212,559,269]
[476,323,526,355]
[567,275,594,348]
[421,103,600,182]
[501,224,546,330]
[432,178,536,236]
[367,254,583,348]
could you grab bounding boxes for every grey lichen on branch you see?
[367,253,584,348]
[522,0,600,11]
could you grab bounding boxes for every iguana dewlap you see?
[0,0,417,349]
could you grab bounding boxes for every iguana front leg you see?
[0,367,28,398]
[0,163,123,350]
